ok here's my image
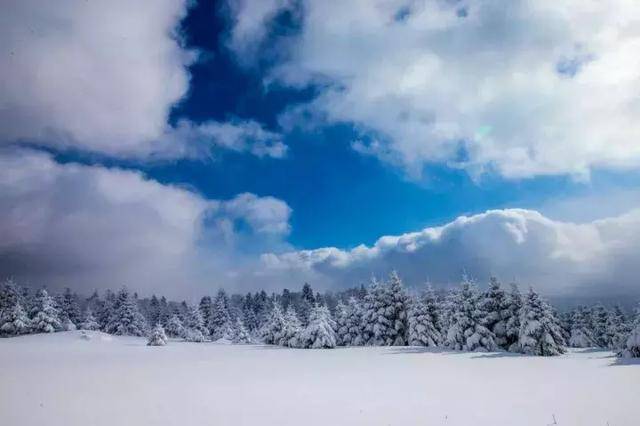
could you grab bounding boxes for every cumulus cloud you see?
[228,0,640,179]
[261,208,640,297]
[0,0,285,159]
[0,149,292,298]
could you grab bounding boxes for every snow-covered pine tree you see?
[568,306,595,348]
[299,304,337,349]
[444,278,497,352]
[334,301,349,346]
[30,289,62,333]
[146,295,161,327]
[79,309,100,331]
[254,290,271,329]
[199,296,214,334]
[147,324,168,346]
[105,287,148,336]
[183,303,208,341]
[361,277,394,345]
[605,305,631,350]
[281,306,302,347]
[241,293,258,332]
[589,303,610,348]
[618,304,640,358]
[58,287,82,329]
[408,294,441,347]
[0,279,23,313]
[0,301,30,336]
[210,290,232,340]
[260,303,286,345]
[298,283,315,326]
[504,283,523,352]
[480,277,509,349]
[96,290,115,331]
[518,288,566,356]
[343,296,364,346]
[387,271,410,346]
[165,314,186,338]
[231,317,252,344]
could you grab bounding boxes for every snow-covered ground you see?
[0,331,637,426]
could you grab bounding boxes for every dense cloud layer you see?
[229,0,640,179]
[0,0,284,159]
[262,208,640,297]
[0,149,291,298]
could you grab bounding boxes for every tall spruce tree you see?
[79,309,100,331]
[568,307,595,348]
[480,277,509,349]
[518,288,566,356]
[261,304,286,345]
[281,306,302,347]
[0,301,30,336]
[387,271,410,346]
[165,314,186,338]
[31,289,61,333]
[183,303,208,340]
[444,279,497,352]
[300,304,337,349]
[210,290,232,340]
[105,287,148,336]
[408,295,441,347]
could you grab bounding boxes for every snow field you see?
[0,331,638,426]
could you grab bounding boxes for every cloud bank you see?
[0,0,284,159]
[0,149,291,298]
[229,0,640,179]
[262,208,640,297]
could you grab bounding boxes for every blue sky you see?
[2,0,640,297]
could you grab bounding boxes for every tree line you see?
[0,273,638,356]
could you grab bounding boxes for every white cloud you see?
[0,149,291,298]
[261,208,640,297]
[162,120,288,159]
[228,0,640,179]
[0,0,285,159]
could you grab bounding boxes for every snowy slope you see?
[0,331,637,426]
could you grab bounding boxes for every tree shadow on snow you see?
[383,346,453,355]
[608,356,640,367]
[470,351,525,359]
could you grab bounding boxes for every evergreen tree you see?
[589,303,610,348]
[210,290,232,340]
[299,283,315,326]
[361,277,394,345]
[343,296,365,346]
[254,290,271,329]
[518,288,566,356]
[241,293,258,332]
[619,306,640,358]
[0,301,30,336]
[281,306,302,347]
[97,290,115,331]
[58,288,82,328]
[504,283,523,352]
[159,296,171,326]
[261,304,286,345]
[568,307,595,348]
[105,287,148,336]
[300,304,337,349]
[165,314,186,338]
[387,271,410,346]
[231,317,252,344]
[199,296,214,334]
[147,324,168,346]
[79,309,100,331]
[334,301,349,346]
[147,295,161,327]
[0,278,23,314]
[183,303,208,340]
[444,279,497,352]
[31,289,62,333]
[480,277,509,348]
[605,305,631,350]
[408,295,441,347]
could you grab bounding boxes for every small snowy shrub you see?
[147,324,168,346]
